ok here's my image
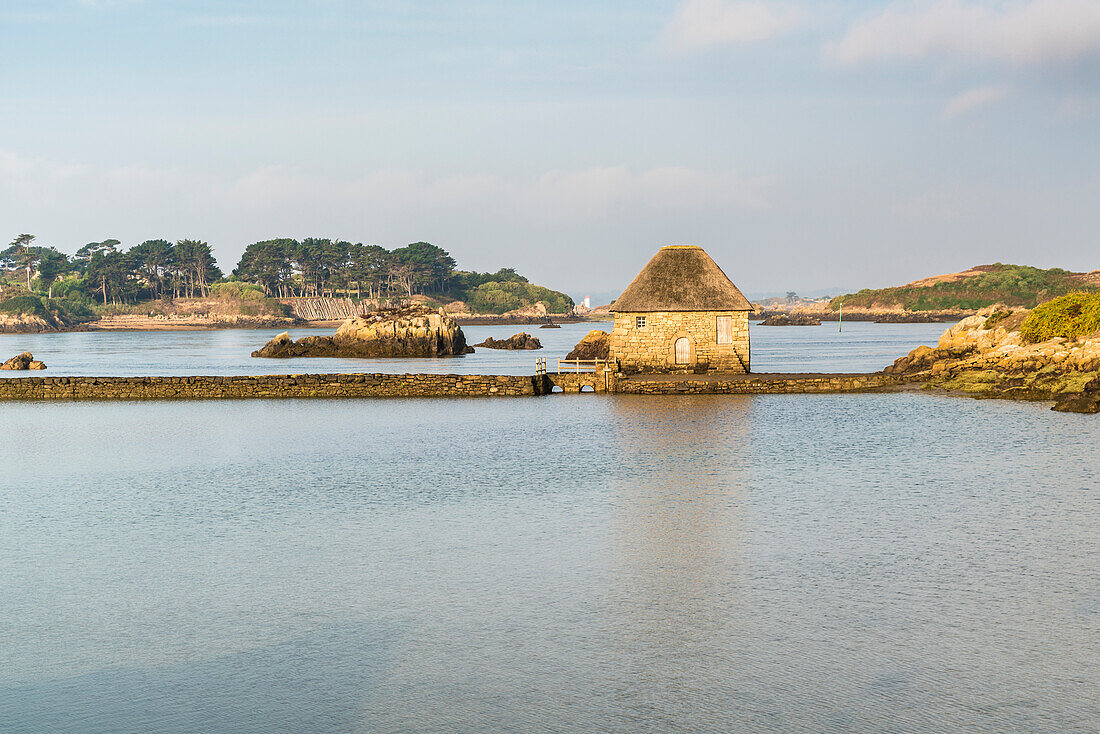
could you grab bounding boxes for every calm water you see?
[1,326,1098,733]
[0,320,951,376]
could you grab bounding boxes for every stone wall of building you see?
[0,373,541,401]
[608,310,750,373]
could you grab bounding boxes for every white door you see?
[674,337,691,364]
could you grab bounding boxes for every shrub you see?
[51,299,98,322]
[466,281,574,314]
[52,281,92,304]
[210,281,267,301]
[0,295,48,317]
[1020,292,1100,343]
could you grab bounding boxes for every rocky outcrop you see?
[873,312,944,323]
[539,323,561,329]
[475,333,543,350]
[0,313,64,333]
[759,313,821,326]
[884,306,1100,412]
[565,330,610,361]
[252,306,472,358]
[1,352,46,370]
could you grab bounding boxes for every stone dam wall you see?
[0,374,541,400]
[612,372,919,395]
[0,371,917,401]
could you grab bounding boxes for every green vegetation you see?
[1020,292,1100,343]
[231,239,569,311]
[0,295,49,318]
[831,264,1096,312]
[3,232,571,319]
[209,281,267,301]
[982,309,1012,330]
[0,294,96,325]
[466,281,574,314]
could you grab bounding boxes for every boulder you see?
[565,330,610,361]
[1,352,44,370]
[253,306,473,358]
[475,333,543,350]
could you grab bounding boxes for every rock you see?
[475,333,543,350]
[1,352,42,370]
[758,313,822,326]
[252,306,473,358]
[1052,394,1100,413]
[565,330,610,361]
[252,334,338,358]
[539,323,561,329]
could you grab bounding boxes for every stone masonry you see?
[609,310,750,374]
[0,373,540,400]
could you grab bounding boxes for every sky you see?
[1,0,1099,301]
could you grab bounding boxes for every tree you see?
[786,291,798,304]
[36,248,71,298]
[234,239,297,296]
[75,239,121,265]
[84,247,134,306]
[9,234,35,290]
[391,242,456,295]
[175,239,220,298]
[129,239,174,299]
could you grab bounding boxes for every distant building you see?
[609,245,752,373]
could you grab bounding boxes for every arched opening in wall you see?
[580,385,594,393]
[674,337,691,365]
[551,385,563,393]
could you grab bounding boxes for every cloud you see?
[0,151,771,284]
[940,84,1011,118]
[661,0,804,52]
[829,0,1100,67]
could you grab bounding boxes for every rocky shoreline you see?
[885,307,1100,413]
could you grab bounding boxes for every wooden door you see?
[674,337,691,364]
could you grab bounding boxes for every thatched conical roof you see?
[612,245,752,313]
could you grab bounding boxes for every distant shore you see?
[0,313,607,334]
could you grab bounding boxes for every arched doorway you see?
[674,337,691,365]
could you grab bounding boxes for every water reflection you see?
[605,396,752,729]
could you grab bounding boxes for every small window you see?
[635,316,646,328]
[717,315,733,344]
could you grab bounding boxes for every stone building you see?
[609,245,752,374]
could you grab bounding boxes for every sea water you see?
[0,320,951,376]
[1,324,1097,733]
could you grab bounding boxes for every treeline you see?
[235,239,459,298]
[233,238,573,312]
[1,234,574,314]
[1,235,220,306]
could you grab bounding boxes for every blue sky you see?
[2,0,1099,299]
